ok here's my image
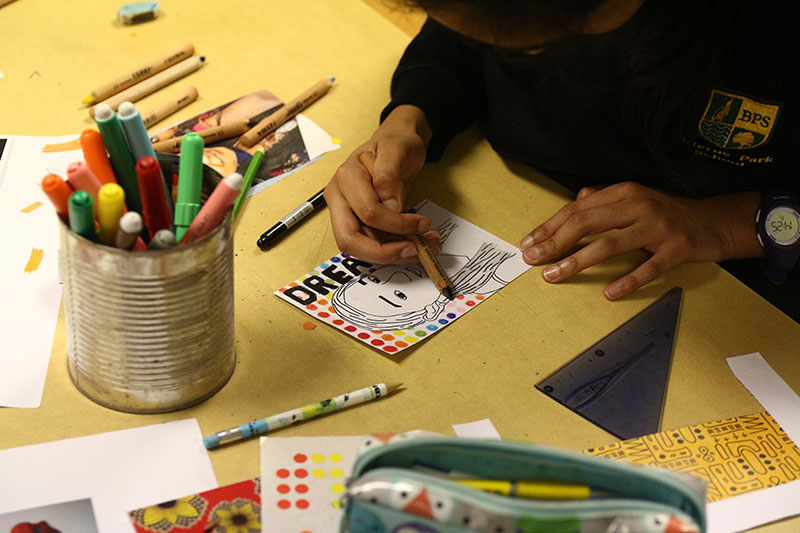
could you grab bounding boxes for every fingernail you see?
[400,247,417,258]
[542,264,560,282]
[417,219,431,233]
[383,198,400,212]
[605,283,622,300]
[523,246,541,262]
[520,235,534,249]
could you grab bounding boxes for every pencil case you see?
[340,436,706,533]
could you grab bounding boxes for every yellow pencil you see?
[82,43,194,106]
[89,56,205,117]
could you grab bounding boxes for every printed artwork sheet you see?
[260,432,436,533]
[585,411,800,502]
[275,200,531,353]
[0,136,76,407]
[129,478,260,533]
[0,419,217,533]
[150,89,339,197]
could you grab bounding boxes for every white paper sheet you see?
[452,418,502,439]
[726,352,800,445]
[0,419,217,533]
[705,352,800,533]
[0,499,99,532]
[0,135,75,407]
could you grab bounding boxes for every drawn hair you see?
[330,241,514,331]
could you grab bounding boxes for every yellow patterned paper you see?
[584,411,800,502]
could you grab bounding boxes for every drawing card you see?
[0,499,98,533]
[129,478,260,533]
[275,200,531,353]
[150,89,338,197]
[260,432,436,532]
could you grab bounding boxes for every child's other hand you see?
[518,182,762,300]
[325,105,437,264]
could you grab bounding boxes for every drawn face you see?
[347,265,439,316]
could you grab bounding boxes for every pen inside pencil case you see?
[409,463,618,500]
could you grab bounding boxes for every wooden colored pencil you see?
[238,77,334,147]
[358,151,456,300]
[82,43,194,105]
[151,119,250,153]
[142,86,199,129]
[89,55,205,117]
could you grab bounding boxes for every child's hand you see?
[519,182,762,299]
[325,105,438,264]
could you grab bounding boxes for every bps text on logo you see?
[699,90,780,150]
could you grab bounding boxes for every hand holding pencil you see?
[358,151,455,299]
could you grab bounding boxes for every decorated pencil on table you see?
[203,382,402,449]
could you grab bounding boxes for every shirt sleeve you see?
[380,17,483,161]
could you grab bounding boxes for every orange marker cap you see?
[41,173,73,219]
[79,129,117,185]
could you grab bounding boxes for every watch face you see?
[765,206,800,245]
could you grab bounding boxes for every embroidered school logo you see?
[698,90,780,149]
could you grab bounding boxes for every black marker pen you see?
[257,189,326,249]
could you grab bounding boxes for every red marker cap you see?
[135,156,172,236]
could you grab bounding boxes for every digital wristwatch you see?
[756,188,800,284]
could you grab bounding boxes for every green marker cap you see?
[174,132,205,240]
[68,190,97,240]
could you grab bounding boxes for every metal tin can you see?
[59,162,235,413]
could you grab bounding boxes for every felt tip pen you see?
[68,191,97,241]
[454,479,602,500]
[94,103,142,212]
[232,149,263,220]
[115,211,147,251]
[66,161,103,215]
[97,183,126,245]
[136,156,172,236]
[257,188,325,250]
[41,173,73,221]
[173,132,204,241]
[178,172,243,245]
[148,229,177,250]
[119,101,171,213]
[79,129,117,185]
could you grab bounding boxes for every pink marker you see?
[178,172,243,245]
[67,161,103,214]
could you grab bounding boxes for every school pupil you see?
[324,0,800,322]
